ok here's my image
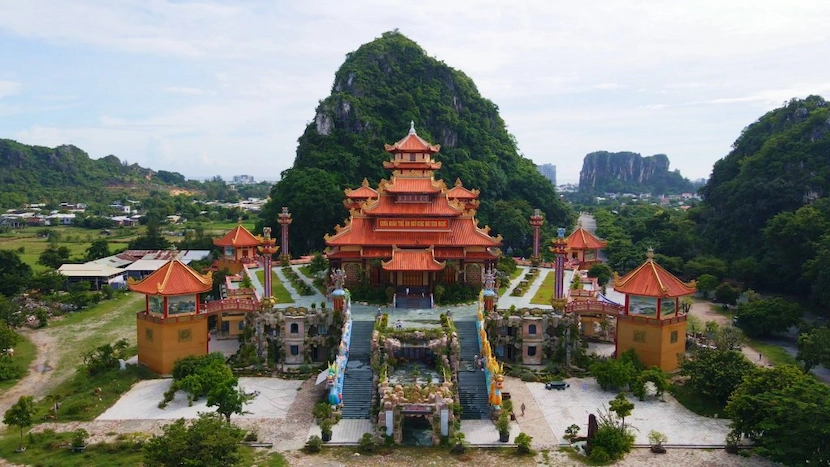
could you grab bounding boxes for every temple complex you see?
[325,124,501,304]
[128,258,213,374]
[613,249,695,371]
[566,222,607,269]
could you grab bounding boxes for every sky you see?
[1,1,829,184]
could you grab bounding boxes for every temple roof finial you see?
[646,247,655,261]
[409,120,416,135]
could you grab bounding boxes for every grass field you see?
[498,267,523,296]
[747,339,798,366]
[668,383,725,418]
[0,227,136,272]
[530,270,555,305]
[0,334,36,392]
[254,269,294,304]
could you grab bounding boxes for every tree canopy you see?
[679,347,756,405]
[143,413,245,467]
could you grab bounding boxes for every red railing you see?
[565,301,624,315]
[203,298,260,313]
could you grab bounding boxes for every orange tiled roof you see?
[363,195,463,216]
[383,247,445,271]
[326,216,501,247]
[382,178,442,194]
[345,178,379,199]
[213,225,261,248]
[384,125,441,153]
[127,258,213,296]
[614,251,696,298]
[447,178,479,200]
[566,227,607,250]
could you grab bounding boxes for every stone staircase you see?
[340,320,374,419]
[455,320,490,420]
[395,294,432,309]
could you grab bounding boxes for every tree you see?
[679,347,756,405]
[797,326,830,373]
[143,413,245,467]
[735,297,803,338]
[29,270,66,295]
[696,274,719,299]
[128,213,171,250]
[590,358,636,391]
[207,384,253,423]
[85,238,111,261]
[0,321,21,352]
[587,263,613,293]
[712,325,744,351]
[713,282,740,305]
[725,364,830,465]
[608,393,634,428]
[38,245,71,269]
[0,250,33,297]
[3,396,35,450]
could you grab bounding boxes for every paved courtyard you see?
[525,377,731,446]
[97,377,302,420]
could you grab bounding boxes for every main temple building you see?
[325,124,502,300]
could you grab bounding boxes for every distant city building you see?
[232,175,256,184]
[537,163,556,186]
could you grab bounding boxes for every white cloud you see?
[0,80,21,99]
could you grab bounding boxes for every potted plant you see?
[320,419,333,442]
[450,431,467,454]
[648,430,667,454]
[496,413,510,442]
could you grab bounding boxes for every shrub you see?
[515,432,533,454]
[312,401,332,421]
[590,424,634,461]
[304,435,323,453]
[358,432,376,452]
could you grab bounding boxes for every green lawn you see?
[0,226,135,272]
[0,334,37,392]
[530,270,555,305]
[669,382,725,418]
[498,267,523,296]
[747,339,798,366]
[299,266,327,294]
[254,269,294,304]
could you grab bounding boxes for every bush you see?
[358,432,376,452]
[304,435,323,453]
[590,424,634,461]
[589,445,611,462]
[515,432,533,454]
[0,356,26,381]
[312,401,332,421]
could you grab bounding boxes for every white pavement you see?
[526,378,732,446]
[97,377,302,421]
[460,419,521,446]
[307,419,373,445]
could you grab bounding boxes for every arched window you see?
[290,323,299,334]
[528,324,537,335]
[527,346,537,357]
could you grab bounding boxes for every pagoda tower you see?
[325,123,501,301]
[566,222,607,269]
[128,258,213,374]
[212,222,262,274]
[613,249,696,371]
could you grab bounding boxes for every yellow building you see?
[613,250,695,371]
[128,258,213,375]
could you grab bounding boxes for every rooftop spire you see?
[409,120,416,134]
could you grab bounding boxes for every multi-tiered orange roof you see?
[614,250,696,298]
[325,124,501,269]
[213,224,261,248]
[566,224,607,250]
[128,258,212,296]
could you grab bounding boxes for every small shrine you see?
[212,223,262,273]
[128,258,213,374]
[613,249,696,371]
[566,222,607,269]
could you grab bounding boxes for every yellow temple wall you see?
[137,314,208,375]
[616,316,687,372]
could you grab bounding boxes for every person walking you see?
[520,402,526,417]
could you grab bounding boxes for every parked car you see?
[545,381,569,390]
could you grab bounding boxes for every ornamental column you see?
[277,206,293,263]
[551,227,568,301]
[258,227,279,304]
[482,267,497,313]
[529,209,544,266]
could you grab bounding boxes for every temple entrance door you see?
[400,271,425,287]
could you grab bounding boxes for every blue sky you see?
[1,1,829,183]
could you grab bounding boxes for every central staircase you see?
[455,320,490,420]
[340,320,374,419]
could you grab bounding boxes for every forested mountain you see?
[259,31,573,255]
[0,139,262,207]
[0,139,189,207]
[578,151,692,194]
[693,95,830,303]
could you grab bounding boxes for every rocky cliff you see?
[578,151,691,194]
